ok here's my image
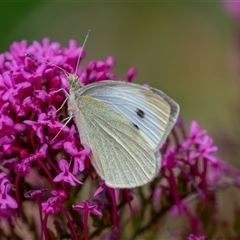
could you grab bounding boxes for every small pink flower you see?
[53,159,82,186]
[16,161,30,173]
[24,189,47,200]
[182,121,207,149]
[52,190,68,200]
[189,136,218,163]
[24,113,47,143]
[162,146,177,168]
[41,196,61,214]
[126,67,137,82]
[73,200,102,216]
[26,144,48,163]
[105,56,114,68]
[73,201,102,240]
[0,103,14,129]
[0,135,15,146]
[41,189,67,214]
[63,141,91,174]
[0,178,18,209]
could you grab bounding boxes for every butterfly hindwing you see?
[73,95,161,188]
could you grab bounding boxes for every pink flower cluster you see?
[0,39,138,238]
[0,39,238,239]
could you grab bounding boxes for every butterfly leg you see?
[49,97,69,116]
[61,116,72,123]
[49,88,70,116]
[49,112,73,143]
[50,88,70,96]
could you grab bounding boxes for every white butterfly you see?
[26,34,179,189]
[67,74,179,188]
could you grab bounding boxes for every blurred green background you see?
[0,1,238,158]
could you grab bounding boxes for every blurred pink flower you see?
[224,0,240,18]
[188,234,205,240]
[182,120,207,149]
[0,179,18,210]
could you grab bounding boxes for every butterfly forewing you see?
[73,95,161,188]
[149,87,180,147]
[77,80,179,151]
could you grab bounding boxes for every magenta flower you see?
[73,200,102,216]
[162,146,177,168]
[63,141,91,174]
[0,103,14,130]
[40,118,67,132]
[22,144,48,164]
[51,189,68,200]
[15,161,30,173]
[73,201,102,239]
[24,189,48,200]
[24,113,47,143]
[126,67,137,82]
[53,159,82,186]
[0,72,31,102]
[0,179,18,210]
[0,172,7,180]
[189,136,218,163]
[182,120,207,149]
[41,190,67,215]
[41,196,61,214]
[0,134,15,146]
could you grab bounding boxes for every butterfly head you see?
[67,74,83,91]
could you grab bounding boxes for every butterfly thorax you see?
[67,74,83,117]
[68,93,78,121]
[67,74,82,90]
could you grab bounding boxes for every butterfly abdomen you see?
[68,91,79,116]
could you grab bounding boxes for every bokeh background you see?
[1,1,240,238]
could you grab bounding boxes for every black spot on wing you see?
[133,123,139,130]
[136,108,145,118]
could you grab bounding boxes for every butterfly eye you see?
[136,108,145,118]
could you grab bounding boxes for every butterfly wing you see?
[73,95,160,188]
[77,80,179,151]
[149,87,179,147]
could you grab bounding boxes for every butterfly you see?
[26,34,179,189]
[67,74,179,188]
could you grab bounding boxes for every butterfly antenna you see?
[25,53,69,76]
[74,30,91,76]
